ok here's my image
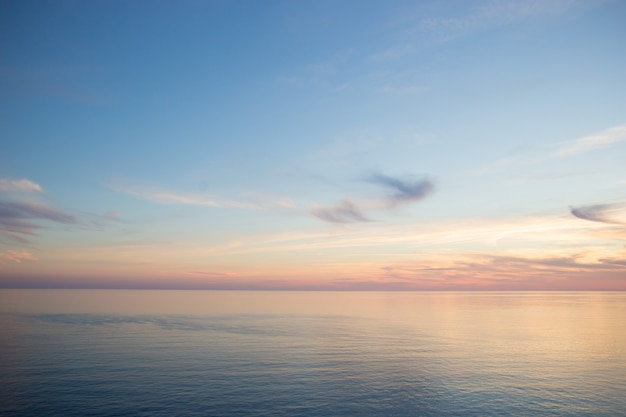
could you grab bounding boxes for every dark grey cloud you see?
[310,172,435,225]
[0,201,75,239]
[570,204,623,225]
[311,199,370,224]
[368,173,434,207]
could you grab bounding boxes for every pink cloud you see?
[0,250,38,263]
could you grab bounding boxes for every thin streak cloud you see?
[0,201,75,224]
[112,184,293,211]
[0,249,37,263]
[0,201,76,244]
[0,201,75,234]
[311,200,370,224]
[555,125,626,157]
[477,124,626,174]
[378,251,626,290]
[420,0,586,37]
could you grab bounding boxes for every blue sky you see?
[1,0,625,289]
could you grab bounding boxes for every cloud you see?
[368,173,435,207]
[555,125,626,157]
[0,177,77,242]
[0,201,75,223]
[377,251,626,290]
[420,0,586,38]
[111,184,292,210]
[104,209,120,219]
[369,45,416,62]
[0,249,37,263]
[570,204,625,225]
[377,85,429,95]
[0,201,75,238]
[476,124,626,175]
[310,172,435,225]
[116,186,245,207]
[311,200,370,224]
[0,178,43,193]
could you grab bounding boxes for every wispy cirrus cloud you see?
[368,45,416,62]
[378,251,626,290]
[104,209,120,219]
[420,0,587,38]
[377,85,429,96]
[0,201,75,224]
[0,201,76,239]
[477,124,626,175]
[111,184,293,211]
[311,200,370,224]
[0,178,43,193]
[220,209,619,258]
[0,177,74,243]
[554,125,626,157]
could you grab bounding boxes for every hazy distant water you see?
[1,291,625,416]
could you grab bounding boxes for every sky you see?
[1,0,625,290]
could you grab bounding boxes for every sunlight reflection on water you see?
[1,290,625,416]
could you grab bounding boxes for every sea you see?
[1,290,625,416]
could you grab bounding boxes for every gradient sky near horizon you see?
[1,0,625,290]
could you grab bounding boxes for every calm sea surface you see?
[1,290,625,416]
